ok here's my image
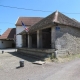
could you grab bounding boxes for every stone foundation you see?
[17,48,55,59]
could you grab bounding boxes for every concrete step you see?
[17,48,55,59]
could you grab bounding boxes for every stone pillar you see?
[37,30,42,48]
[28,34,32,48]
[21,35,23,47]
[51,27,56,49]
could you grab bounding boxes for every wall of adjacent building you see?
[16,26,24,48]
[16,26,29,48]
[55,25,80,56]
[0,40,13,48]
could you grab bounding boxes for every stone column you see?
[28,34,32,48]
[37,30,42,48]
[20,35,23,47]
[51,27,56,49]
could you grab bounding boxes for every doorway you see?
[42,28,51,48]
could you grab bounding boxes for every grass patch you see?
[57,53,80,63]
[45,53,80,63]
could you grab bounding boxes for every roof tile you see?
[0,28,16,39]
[15,17,43,26]
[29,11,80,32]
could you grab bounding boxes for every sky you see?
[0,0,80,35]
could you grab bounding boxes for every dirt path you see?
[45,59,80,80]
[0,50,80,80]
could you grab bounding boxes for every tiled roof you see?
[57,11,80,28]
[29,11,80,32]
[0,28,16,40]
[15,17,43,26]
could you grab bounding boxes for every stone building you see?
[16,11,80,58]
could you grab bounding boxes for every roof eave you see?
[53,22,80,29]
[17,30,28,35]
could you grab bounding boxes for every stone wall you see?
[55,25,80,55]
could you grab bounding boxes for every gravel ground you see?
[0,49,80,80]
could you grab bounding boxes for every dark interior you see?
[42,28,51,48]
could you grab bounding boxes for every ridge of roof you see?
[19,16,43,18]
[53,10,59,23]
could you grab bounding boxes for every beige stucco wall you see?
[16,26,29,48]
[16,26,24,47]
[0,40,13,49]
[55,25,80,55]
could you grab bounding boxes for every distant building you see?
[0,28,16,49]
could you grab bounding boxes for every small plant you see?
[50,53,54,59]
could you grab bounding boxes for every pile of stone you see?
[55,33,80,55]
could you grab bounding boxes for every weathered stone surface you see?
[17,48,54,59]
[55,25,80,55]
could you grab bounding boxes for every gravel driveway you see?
[0,49,80,80]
